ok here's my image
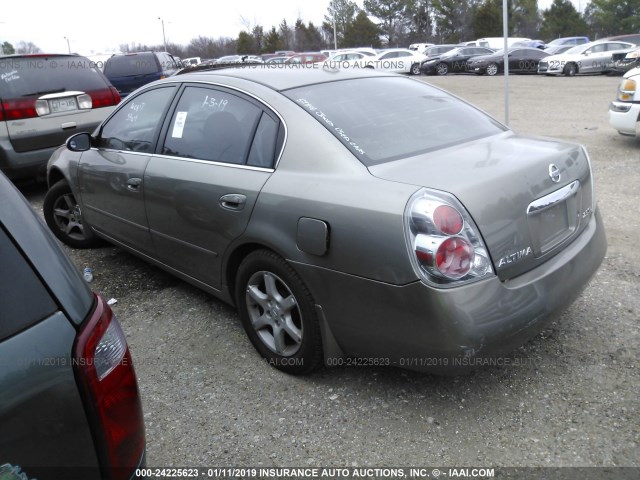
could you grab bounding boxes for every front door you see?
[78,86,177,255]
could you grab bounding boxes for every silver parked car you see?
[538,40,634,76]
[44,67,606,374]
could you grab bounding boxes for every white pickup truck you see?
[609,66,640,137]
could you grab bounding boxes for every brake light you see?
[1,98,38,120]
[433,205,463,235]
[88,87,121,108]
[405,189,493,286]
[74,294,145,478]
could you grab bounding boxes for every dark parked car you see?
[0,54,120,180]
[468,47,550,75]
[104,51,182,97]
[0,172,145,478]
[420,46,495,75]
[44,67,605,375]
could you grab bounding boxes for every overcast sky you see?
[2,0,577,55]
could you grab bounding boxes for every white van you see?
[475,37,531,50]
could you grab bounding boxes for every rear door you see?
[144,84,281,289]
[78,86,177,255]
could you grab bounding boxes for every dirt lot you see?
[20,73,639,472]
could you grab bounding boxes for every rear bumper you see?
[609,101,640,136]
[0,112,109,181]
[296,207,606,373]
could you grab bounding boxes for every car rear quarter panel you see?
[236,97,421,285]
[0,313,101,477]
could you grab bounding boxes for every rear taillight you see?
[74,294,145,478]
[88,87,121,108]
[405,188,493,286]
[1,98,38,120]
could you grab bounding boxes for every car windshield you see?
[284,77,506,166]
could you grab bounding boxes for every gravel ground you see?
[19,73,639,472]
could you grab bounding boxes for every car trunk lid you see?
[369,133,595,281]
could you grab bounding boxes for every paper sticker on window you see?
[171,111,188,138]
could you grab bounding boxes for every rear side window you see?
[104,53,159,77]
[0,225,57,342]
[162,86,263,165]
[0,55,109,98]
[285,77,506,166]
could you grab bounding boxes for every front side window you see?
[285,77,506,166]
[162,86,264,165]
[99,87,175,152]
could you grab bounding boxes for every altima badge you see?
[498,247,533,268]
[549,164,561,183]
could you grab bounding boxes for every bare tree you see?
[15,41,42,54]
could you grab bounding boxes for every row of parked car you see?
[1,33,635,473]
[417,35,640,77]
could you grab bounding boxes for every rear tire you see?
[235,249,323,374]
[43,180,100,248]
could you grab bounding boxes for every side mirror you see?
[66,132,92,152]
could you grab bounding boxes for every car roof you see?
[174,65,399,92]
[0,53,85,60]
[509,47,547,52]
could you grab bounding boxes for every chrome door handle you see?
[219,193,247,211]
[127,177,142,192]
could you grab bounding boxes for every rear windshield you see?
[104,53,159,77]
[0,55,108,98]
[284,77,506,165]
